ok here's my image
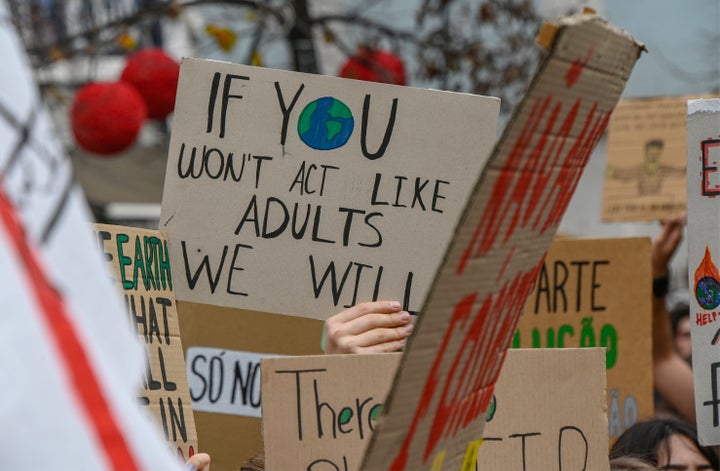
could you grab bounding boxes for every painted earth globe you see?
[297,97,354,150]
[696,276,720,310]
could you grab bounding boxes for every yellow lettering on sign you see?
[430,449,446,471]
[460,439,484,471]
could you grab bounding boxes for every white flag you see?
[0,2,184,469]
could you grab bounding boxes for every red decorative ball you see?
[71,82,147,156]
[339,47,407,86]
[120,48,180,119]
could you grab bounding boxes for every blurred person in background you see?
[610,417,718,470]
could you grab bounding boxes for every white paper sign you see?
[186,347,283,417]
[687,97,720,446]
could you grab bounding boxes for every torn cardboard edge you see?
[537,11,645,54]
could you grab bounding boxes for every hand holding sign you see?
[324,300,413,354]
[651,211,686,278]
[185,453,211,471]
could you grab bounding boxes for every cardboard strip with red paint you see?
[360,12,643,471]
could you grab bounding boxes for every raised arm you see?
[651,211,696,423]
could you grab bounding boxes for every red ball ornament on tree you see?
[338,46,407,86]
[71,82,147,156]
[120,48,180,120]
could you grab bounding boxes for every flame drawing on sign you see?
[695,246,720,310]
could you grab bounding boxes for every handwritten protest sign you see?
[186,347,275,419]
[0,7,181,468]
[161,40,497,471]
[687,98,720,446]
[262,353,396,471]
[94,224,198,458]
[160,59,500,319]
[602,96,694,221]
[514,237,653,441]
[261,349,609,471]
[478,348,608,470]
[178,304,323,470]
[360,13,642,471]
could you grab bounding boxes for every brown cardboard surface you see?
[514,237,653,443]
[602,95,704,222]
[261,349,609,471]
[177,300,324,470]
[686,98,720,445]
[478,348,608,470]
[160,60,499,320]
[93,224,198,459]
[360,13,642,471]
[262,353,399,471]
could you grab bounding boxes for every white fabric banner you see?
[0,3,183,469]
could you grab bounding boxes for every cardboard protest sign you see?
[478,348,608,470]
[361,13,642,471]
[687,97,720,445]
[0,5,182,468]
[262,353,397,471]
[162,42,497,471]
[514,237,653,441]
[602,96,693,221]
[160,59,500,320]
[94,224,198,458]
[178,302,324,470]
[261,349,609,471]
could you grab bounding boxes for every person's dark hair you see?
[646,139,665,150]
[239,454,265,471]
[610,417,719,468]
[609,455,657,470]
[669,302,690,336]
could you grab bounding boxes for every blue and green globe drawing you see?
[486,395,497,422]
[297,97,354,150]
[697,276,720,310]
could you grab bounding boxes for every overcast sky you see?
[604,0,720,98]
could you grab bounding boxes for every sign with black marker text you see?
[160,60,500,320]
[261,349,609,471]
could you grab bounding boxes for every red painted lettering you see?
[424,266,541,460]
[458,96,550,275]
[458,95,611,276]
[502,101,562,244]
[538,104,611,233]
[565,50,593,88]
[696,312,720,326]
[702,139,720,197]
[389,293,477,471]
[388,262,543,470]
